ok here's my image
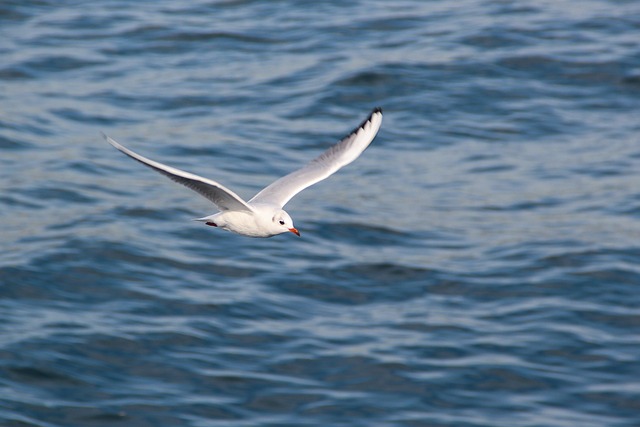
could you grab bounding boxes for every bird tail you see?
[193,215,219,227]
[193,216,211,222]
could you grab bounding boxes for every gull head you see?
[273,209,300,237]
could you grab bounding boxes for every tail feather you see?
[193,215,219,227]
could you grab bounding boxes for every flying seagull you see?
[104,107,382,237]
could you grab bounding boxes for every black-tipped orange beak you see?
[289,227,300,236]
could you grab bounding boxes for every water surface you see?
[1,1,640,426]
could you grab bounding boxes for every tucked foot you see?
[206,222,217,227]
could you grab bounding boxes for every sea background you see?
[1,1,640,426]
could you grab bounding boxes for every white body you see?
[199,203,294,238]
[104,108,383,238]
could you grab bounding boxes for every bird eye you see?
[279,220,285,225]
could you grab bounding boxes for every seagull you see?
[104,107,382,238]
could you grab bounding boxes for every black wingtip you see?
[354,107,383,133]
[366,107,383,124]
[342,107,383,139]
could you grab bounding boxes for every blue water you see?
[2,1,640,426]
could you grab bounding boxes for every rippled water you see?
[2,1,640,426]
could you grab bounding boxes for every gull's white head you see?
[273,210,300,236]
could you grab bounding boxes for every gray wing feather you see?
[104,134,253,213]
[249,107,382,208]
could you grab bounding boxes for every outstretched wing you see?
[104,134,253,213]
[249,107,382,208]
